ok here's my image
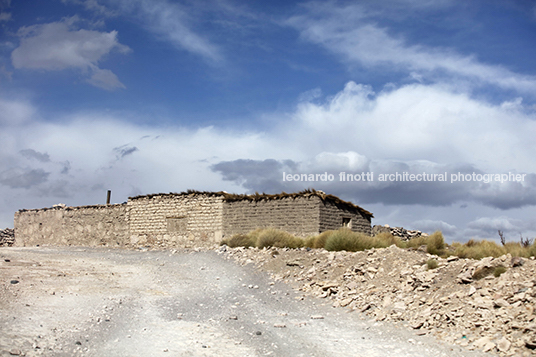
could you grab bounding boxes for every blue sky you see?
[1,0,536,243]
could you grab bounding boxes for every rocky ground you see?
[220,244,536,356]
[1,246,493,357]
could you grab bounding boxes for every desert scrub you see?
[372,232,402,248]
[404,231,445,256]
[222,234,256,248]
[453,239,506,260]
[256,228,304,249]
[426,259,439,270]
[324,228,379,252]
[425,231,446,256]
[312,231,334,249]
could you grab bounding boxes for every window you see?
[342,217,352,228]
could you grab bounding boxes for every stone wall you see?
[222,196,321,238]
[13,190,373,248]
[128,194,224,248]
[319,200,372,235]
[14,204,128,247]
[372,225,427,241]
[0,228,15,246]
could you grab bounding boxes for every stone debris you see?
[0,228,15,246]
[372,225,426,241]
[220,244,536,356]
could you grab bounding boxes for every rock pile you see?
[0,228,15,246]
[220,244,536,356]
[372,224,427,241]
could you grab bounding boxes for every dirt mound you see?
[221,244,536,356]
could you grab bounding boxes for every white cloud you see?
[2,79,536,233]
[86,67,126,90]
[0,98,35,125]
[0,12,10,21]
[11,16,130,90]
[412,220,457,235]
[108,0,222,63]
[287,3,536,94]
[277,81,536,173]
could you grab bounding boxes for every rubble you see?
[220,244,536,356]
[372,224,427,241]
[0,228,15,246]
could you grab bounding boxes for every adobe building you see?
[14,189,373,248]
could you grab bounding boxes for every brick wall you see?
[222,196,321,238]
[319,200,371,235]
[14,204,128,247]
[128,194,224,248]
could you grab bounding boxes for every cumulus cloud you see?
[11,16,130,90]
[1,79,536,234]
[286,2,536,94]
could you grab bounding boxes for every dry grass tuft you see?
[256,228,304,249]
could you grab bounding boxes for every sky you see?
[1,0,536,243]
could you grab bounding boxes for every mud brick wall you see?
[319,200,371,235]
[14,204,128,247]
[222,196,321,238]
[128,194,224,248]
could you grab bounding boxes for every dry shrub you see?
[529,242,536,257]
[503,242,530,258]
[494,266,507,277]
[313,231,334,249]
[256,228,304,249]
[453,239,506,260]
[324,228,376,252]
[404,231,445,256]
[405,236,427,250]
[426,259,439,270]
[372,232,402,248]
[304,236,316,248]
[472,266,496,280]
[426,231,446,256]
[223,234,256,248]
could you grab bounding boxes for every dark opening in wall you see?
[342,217,352,228]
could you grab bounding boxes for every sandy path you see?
[0,247,493,356]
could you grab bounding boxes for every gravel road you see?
[1,247,494,356]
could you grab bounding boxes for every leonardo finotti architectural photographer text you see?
[282,172,526,184]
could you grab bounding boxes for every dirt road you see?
[1,247,492,356]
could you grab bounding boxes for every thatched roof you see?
[129,189,373,217]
